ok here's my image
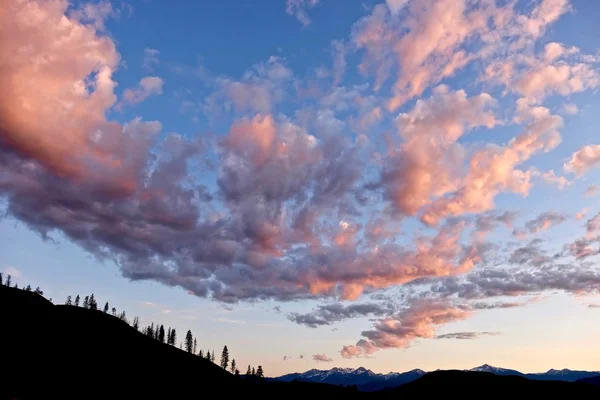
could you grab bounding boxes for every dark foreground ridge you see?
[2,286,599,400]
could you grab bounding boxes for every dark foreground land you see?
[2,286,599,400]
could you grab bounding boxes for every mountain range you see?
[273,364,600,391]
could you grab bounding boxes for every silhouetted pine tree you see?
[235,369,240,377]
[145,323,152,337]
[220,346,229,369]
[6,275,11,287]
[211,351,215,363]
[230,359,236,374]
[74,295,80,307]
[251,367,256,376]
[133,316,140,331]
[25,285,32,292]
[256,366,264,379]
[118,311,126,323]
[198,349,204,358]
[185,330,193,353]
[158,325,165,343]
[66,295,72,305]
[83,296,89,309]
[111,307,116,316]
[103,302,109,313]
[246,365,252,378]
[193,338,197,354]
[34,287,43,296]
[14,283,18,289]
[89,294,97,310]
[167,327,171,342]
[170,329,177,346]
[205,350,211,360]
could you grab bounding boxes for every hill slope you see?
[577,375,600,386]
[1,286,240,399]
[377,370,600,397]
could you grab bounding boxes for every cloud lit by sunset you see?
[1,0,599,376]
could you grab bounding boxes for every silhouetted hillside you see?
[577,375,600,387]
[377,370,600,397]
[0,286,363,400]
[1,286,238,399]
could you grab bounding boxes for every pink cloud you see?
[576,209,588,221]
[586,213,600,238]
[203,57,293,116]
[341,301,471,358]
[561,103,579,115]
[353,0,573,110]
[420,99,562,226]
[312,354,333,363]
[585,185,600,197]
[286,0,320,26]
[0,0,166,193]
[540,169,571,189]
[120,76,164,107]
[382,85,497,217]
[523,211,568,234]
[564,145,600,176]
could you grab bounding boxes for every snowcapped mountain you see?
[273,365,600,391]
[469,364,525,376]
[273,367,427,391]
[468,365,600,382]
[527,369,600,382]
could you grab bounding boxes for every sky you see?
[1,0,600,376]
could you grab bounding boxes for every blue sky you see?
[1,0,600,376]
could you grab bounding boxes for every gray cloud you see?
[288,302,395,328]
[523,211,569,234]
[435,331,501,340]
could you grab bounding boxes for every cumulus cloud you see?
[586,213,600,238]
[435,331,501,340]
[419,98,562,226]
[385,0,409,15]
[381,85,497,219]
[203,56,293,116]
[0,2,485,307]
[353,0,574,110]
[430,263,600,299]
[564,145,600,176]
[540,169,571,189]
[286,0,320,26]
[3,0,600,361]
[120,76,164,108]
[312,353,333,362]
[341,300,471,358]
[561,103,579,115]
[585,185,600,197]
[331,40,347,86]
[522,211,568,234]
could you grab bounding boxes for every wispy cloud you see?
[435,331,501,340]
